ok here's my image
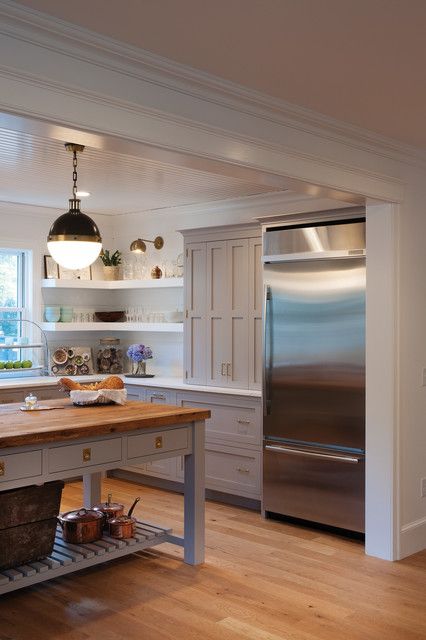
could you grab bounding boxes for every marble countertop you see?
[0,374,262,398]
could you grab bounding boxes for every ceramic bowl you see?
[60,306,73,322]
[45,306,61,322]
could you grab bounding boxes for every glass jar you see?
[96,337,123,374]
[24,392,38,410]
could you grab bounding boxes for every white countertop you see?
[0,374,262,398]
[123,376,261,397]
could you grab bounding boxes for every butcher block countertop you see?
[0,399,210,450]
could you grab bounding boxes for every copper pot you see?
[92,493,124,530]
[108,515,137,539]
[109,497,140,539]
[58,508,104,544]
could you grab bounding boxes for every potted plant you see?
[100,249,122,280]
[126,344,153,377]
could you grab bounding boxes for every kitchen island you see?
[0,398,209,595]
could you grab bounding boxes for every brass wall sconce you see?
[130,236,164,253]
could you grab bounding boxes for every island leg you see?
[83,472,102,507]
[183,419,205,565]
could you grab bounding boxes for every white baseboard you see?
[400,516,426,558]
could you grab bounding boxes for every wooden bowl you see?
[94,311,125,322]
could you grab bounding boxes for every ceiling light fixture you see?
[47,143,102,269]
[130,236,164,253]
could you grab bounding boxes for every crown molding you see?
[1,0,425,168]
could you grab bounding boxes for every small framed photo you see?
[58,265,92,281]
[44,255,59,279]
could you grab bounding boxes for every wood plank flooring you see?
[0,477,425,640]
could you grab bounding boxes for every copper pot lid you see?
[93,501,123,511]
[108,515,136,525]
[92,493,123,512]
[60,508,104,523]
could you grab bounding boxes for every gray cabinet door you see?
[184,243,207,384]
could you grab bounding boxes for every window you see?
[0,249,27,359]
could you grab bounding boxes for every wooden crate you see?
[0,481,64,570]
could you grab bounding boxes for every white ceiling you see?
[16,0,426,150]
[0,128,283,215]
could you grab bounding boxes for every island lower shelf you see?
[0,518,173,595]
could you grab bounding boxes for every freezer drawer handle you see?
[264,444,361,464]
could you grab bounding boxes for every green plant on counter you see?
[100,249,122,266]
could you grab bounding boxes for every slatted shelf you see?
[0,520,173,595]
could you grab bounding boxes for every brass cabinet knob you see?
[155,436,163,449]
[0,461,4,477]
[82,448,91,462]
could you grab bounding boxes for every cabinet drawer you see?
[145,388,177,405]
[124,386,145,401]
[178,396,261,446]
[127,428,189,460]
[205,445,261,497]
[48,438,122,473]
[0,450,42,483]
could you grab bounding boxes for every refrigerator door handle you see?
[263,284,272,416]
[264,443,362,464]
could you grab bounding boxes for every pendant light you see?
[47,143,102,269]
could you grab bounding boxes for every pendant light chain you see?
[72,149,78,198]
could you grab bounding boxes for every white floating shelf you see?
[42,278,183,290]
[41,322,183,333]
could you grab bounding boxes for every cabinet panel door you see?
[226,239,249,388]
[185,243,207,384]
[206,241,228,386]
[249,237,263,390]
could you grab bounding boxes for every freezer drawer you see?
[263,443,365,532]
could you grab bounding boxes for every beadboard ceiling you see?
[0,128,284,215]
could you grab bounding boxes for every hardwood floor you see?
[0,477,425,640]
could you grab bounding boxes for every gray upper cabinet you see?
[182,225,262,390]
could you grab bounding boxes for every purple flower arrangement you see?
[127,344,153,362]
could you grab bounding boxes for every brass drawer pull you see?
[82,448,91,462]
[151,394,166,400]
[236,466,250,474]
[155,436,163,449]
[237,418,251,425]
[0,461,4,477]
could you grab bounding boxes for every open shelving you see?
[42,278,183,290]
[41,322,183,333]
[0,519,171,595]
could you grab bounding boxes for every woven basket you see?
[69,389,127,406]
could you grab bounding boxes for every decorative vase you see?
[133,360,146,376]
[103,265,120,281]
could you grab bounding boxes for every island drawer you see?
[127,427,189,460]
[48,438,122,473]
[0,450,42,483]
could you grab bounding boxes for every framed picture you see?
[44,255,59,279]
[58,265,92,281]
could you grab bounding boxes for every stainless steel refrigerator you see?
[262,218,365,532]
